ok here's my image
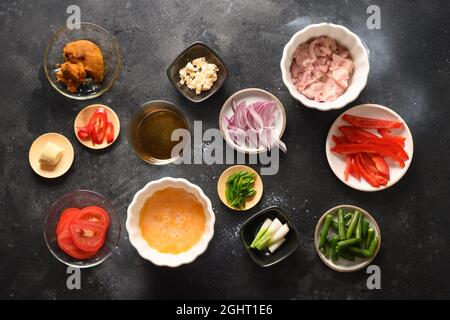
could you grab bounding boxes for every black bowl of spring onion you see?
[314,205,381,272]
[239,206,299,267]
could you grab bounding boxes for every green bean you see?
[347,246,370,258]
[337,238,361,249]
[365,229,375,250]
[338,209,346,240]
[362,219,369,239]
[368,236,379,257]
[322,240,331,259]
[346,211,360,239]
[356,213,363,240]
[319,215,333,249]
[330,236,339,262]
[344,212,353,222]
[338,250,355,261]
[331,220,339,231]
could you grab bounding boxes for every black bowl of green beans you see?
[314,205,381,272]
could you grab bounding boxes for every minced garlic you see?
[179,57,218,95]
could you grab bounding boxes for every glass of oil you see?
[129,100,190,165]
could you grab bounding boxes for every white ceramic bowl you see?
[326,104,414,192]
[126,177,215,267]
[314,205,381,272]
[280,23,370,111]
[219,88,286,154]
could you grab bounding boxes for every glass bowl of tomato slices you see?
[44,190,121,268]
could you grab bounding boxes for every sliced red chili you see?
[89,107,108,145]
[105,121,114,144]
[77,124,93,140]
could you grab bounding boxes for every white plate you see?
[314,205,381,272]
[219,88,286,154]
[326,104,414,191]
[280,23,370,111]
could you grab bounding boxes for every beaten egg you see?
[139,187,206,254]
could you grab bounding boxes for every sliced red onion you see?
[226,99,286,153]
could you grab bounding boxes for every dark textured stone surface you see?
[0,0,449,299]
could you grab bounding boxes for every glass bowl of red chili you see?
[44,190,121,268]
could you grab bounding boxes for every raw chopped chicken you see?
[290,36,354,102]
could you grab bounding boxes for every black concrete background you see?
[0,0,449,299]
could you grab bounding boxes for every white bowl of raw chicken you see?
[281,23,370,111]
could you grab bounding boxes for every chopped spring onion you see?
[250,218,272,248]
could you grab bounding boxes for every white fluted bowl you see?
[281,23,370,111]
[126,177,215,267]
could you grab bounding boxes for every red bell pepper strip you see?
[342,114,404,129]
[370,154,390,179]
[344,157,351,181]
[332,135,348,145]
[339,126,409,161]
[355,154,380,187]
[331,143,405,168]
[105,122,115,144]
[377,128,406,147]
[89,107,108,145]
[360,153,389,186]
[349,156,361,181]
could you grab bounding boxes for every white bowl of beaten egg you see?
[126,178,215,267]
[281,23,370,111]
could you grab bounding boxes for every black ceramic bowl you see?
[166,42,228,103]
[239,206,299,267]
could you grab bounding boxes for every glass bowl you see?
[44,190,121,268]
[44,22,121,100]
[128,100,191,165]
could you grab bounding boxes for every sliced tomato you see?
[360,153,389,186]
[331,143,405,168]
[74,206,110,230]
[342,114,404,129]
[58,231,97,260]
[56,208,80,236]
[370,154,390,179]
[105,121,115,144]
[69,222,106,253]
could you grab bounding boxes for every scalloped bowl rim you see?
[280,23,370,111]
[126,178,215,267]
